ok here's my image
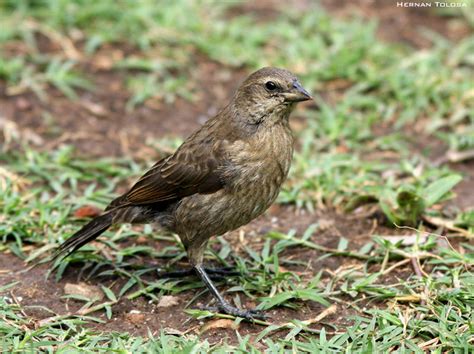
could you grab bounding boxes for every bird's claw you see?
[200,304,267,321]
[205,266,240,276]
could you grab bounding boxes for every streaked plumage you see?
[53,67,311,320]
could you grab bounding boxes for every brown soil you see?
[0,206,404,343]
[0,59,246,158]
[451,160,474,210]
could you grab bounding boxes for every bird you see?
[52,67,312,320]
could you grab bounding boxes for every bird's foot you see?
[202,304,267,321]
[157,266,239,279]
[205,266,240,276]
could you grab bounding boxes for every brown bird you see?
[53,67,311,319]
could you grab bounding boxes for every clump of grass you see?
[1,139,473,351]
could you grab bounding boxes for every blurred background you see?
[0,0,473,351]
[1,0,472,157]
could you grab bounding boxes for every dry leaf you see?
[394,294,422,302]
[74,205,102,218]
[0,116,43,149]
[301,304,337,325]
[201,319,237,333]
[126,311,145,324]
[157,295,180,308]
[64,282,104,301]
[423,215,473,238]
[0,167,31,192]
[318,218,335,230]
[81,100,108,117]
[94,55,114,70]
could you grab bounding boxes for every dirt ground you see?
[1,206,407,342]
[1,0,472,345]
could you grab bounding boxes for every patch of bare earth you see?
[0,56,248,158]
[450,161,474,210]
[1,205,407,344]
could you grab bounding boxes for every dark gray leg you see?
[194,264,266,320]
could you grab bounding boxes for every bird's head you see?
[232,67,312,126]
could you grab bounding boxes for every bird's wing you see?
[107,140,227,209]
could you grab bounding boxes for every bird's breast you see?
[229,123,294,185]
[174,123,294,243]
[223,123,294,215]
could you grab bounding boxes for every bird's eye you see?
[265,81,278,91]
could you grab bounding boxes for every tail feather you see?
[52,212,113,262]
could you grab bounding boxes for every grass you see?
[1,145,473,351]
[1,0,473,352]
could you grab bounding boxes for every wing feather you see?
[107,139,227,209]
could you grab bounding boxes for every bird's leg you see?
[194,264,266,321]
[159,239,240,279]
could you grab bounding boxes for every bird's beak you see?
[283,81,312,102]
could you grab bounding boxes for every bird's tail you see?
[51,212,114,262]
